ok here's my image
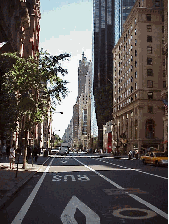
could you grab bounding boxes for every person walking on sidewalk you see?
[6,145,10,159]
[2,144,6,160]
[9,144,15,169]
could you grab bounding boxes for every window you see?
[162,26,164,33]
[135,39,137,46]
[135,82,137,90]
[135,93,137,99]
[135,50,137,56]
[163,81,166,88]
[147,46,152,54]
[148,106,153,113]
[147,36,152,42]
[147,80,153,88]
[147,25,152,32]
[135,61,137,67]
[146,14,151,21]
[145,119,155,139]
[147,57,152,65]
[135,71,137,78]
[135,120,138,139]
[154,0,160,7]
[135,29,137,35]
[163,59,165,66]
[148,92,153,99]
[163,70,166,77]
[147,69,153,76]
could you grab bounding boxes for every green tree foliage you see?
[0,50,70,133]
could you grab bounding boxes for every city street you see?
[0,153,168,224]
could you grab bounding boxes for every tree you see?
[0,49,70,168]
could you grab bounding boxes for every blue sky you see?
[40,0,93,138]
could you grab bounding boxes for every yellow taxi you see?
[141,151,168,167]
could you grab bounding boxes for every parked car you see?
[141,151,168,166]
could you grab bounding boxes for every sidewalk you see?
[0,154,50,210]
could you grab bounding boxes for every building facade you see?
[93,0,114,149]
[78,55,92,150]
[161,0,168,151]
[115,0,136,45]
[112,0,165,153]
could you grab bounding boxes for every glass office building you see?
[93,0,114,148]
[92,0,136,148]
[115,0,136,44]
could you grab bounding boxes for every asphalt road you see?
[0,153,168,224]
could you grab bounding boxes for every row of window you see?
[146,13,164,22]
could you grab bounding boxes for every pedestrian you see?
[135,150,138,159]
[128,150,132,159]
[26,146,31,162]
[6,145,10,159]
[9,144,15,169]
[34,146,38,162]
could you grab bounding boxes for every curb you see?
[0,156,51,210]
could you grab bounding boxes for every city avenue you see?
[0,153,168,224]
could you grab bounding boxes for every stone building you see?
[112,0,165,153]
[161,0,168,151]
[0,0,44,149]
[78,56,92,150]
[73,101,79,149]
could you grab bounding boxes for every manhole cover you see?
[121,210,147,217]
[113,208,157,219]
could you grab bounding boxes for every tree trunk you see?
[22,130,28,169]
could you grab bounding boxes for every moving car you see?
[141,151,168,166]
[49,148,60,155]
[58,147,68,156]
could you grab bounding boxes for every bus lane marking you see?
[52,174,90,182]
[73,157,168,220]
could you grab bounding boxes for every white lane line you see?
[11,158,54,224]
[99,160,167,180]
[73,157,168,220]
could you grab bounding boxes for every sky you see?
[39,0,93,138]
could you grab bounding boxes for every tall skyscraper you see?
[93,0,136,148]
[93,0,115,148]
[115,0,136,44]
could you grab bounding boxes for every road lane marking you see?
[95,159,167,180]
[52,174,90,182]
[61,196,100,224]
[11,158,54,224]
[64,175,76,182]
[74,157,168,220]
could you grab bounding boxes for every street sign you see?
[61,196,100,224]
